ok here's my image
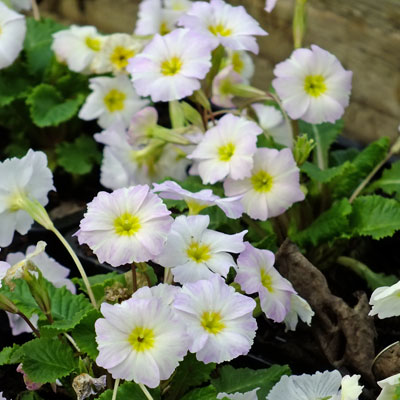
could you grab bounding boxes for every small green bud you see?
[228,83,266,98]
[0,293,19,313]
[293,134,316,165]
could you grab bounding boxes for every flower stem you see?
[111,378,120,400]
[139,383,154,400]
[50,226,97,309]
[31,0,40,20]
[293,0,308,49]
[17,312,40,337]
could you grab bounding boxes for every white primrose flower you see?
[272,45,353,124]
[223,49,255,83]
[0,150,54,247]
[283,293,314,331]
[251,103,293,148]
[212,66,244,108]
[78,75,148,129]
[95,296,189,388]
[153,180,244,218]
[235,242,295,323]
[155,214,246,283]
[135,0,178,36]
[91,33,145,75]
[0,392,7,400]
[52,25,104,73]
[76,185,173,267]
[369,280,400,319]
[174,274,257,363]
[267,371,362,400]
[189,113,262,184]
[10,0,32,11]
[224,148,305,220]
[0,2,26,69]
[179,0,267,54]
[132,283,181,306]
[129,28,213,102]
[377,373,400,400]
[217,388,259,400]
[265,0,277,12]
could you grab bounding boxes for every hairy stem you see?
[111,378,120,400]
[139,383,154,400]
[17,312,40,337]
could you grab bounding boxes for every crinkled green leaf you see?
[211,365,291,400]
[0,344,21,366]
[181,385,218,400]
[330,147,359,166]
[166,354,216,400]
[27,84,84,127]
[71,309,101,359]
[55,135,102,175]
[0,63,32,106]
[291,198,352,247]
[301,161,350,183]
[367,160,400,196]
[24,17,66,76]
[39,282,93,336]
[96,381,160,400]
[21,337,78,384]
[349,195,400,239]
[331,137,390,198]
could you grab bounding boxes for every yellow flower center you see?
[128,326,155,352]
[251,170,274,193]
[218,142,235,162]
[85,36,101,51]
[304,74,327,97]
[231,51,244,74]
[103,89,126,112]
[201,311,225,334]
[110,46,135,70]
[160,21,170,35]
[114,212,141,236]
[186,200,208,215]
[186,241,211,263]
[260,269,274,292]
[160,56,183,76]
[208,23,232,37]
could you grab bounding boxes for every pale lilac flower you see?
[129,28,212,102]
[265,0,277,12]
[76,185,173,266]
[189,113,262,184]
[174,275,257,363]
[132,283,181,306]
[0,260,10,288]
[283,293,314,331]
[0,392,7,400]
[91,33,145,75]
[267,371,362,400]
[369,280,400,319]
[179,0,267,54]
[212,66,244,108]
[155,214,246,283]
[95,296,189,388]
[224,148,304,220]
[79,75,149,129]
[153,180,244,218]
[0,150,54,247]
[223,49,254,83]
[127,107,159,145]
[377,373,400,400]
[217,389,259,400]
[272,45,352,124]
[251,103,293,148]
[17,364,42,391]
[52,25,104,73]
[135,0,178,36]
[0,2,26,69]
[235,243,295,323]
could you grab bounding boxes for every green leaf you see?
[299,119,344,168]
[181,386,218,400]
[0,344,21,366]
[211,365,290,400]
[96,381,160,400]
[331,137,390,198]
[21,337,78,383]
[39,282,93,336]
[70,309,101,359]
[55,135,102,175]
[301,161,350,183]
[330,147,359,166]
[0,63,32,106]
[166,354,216,400]
[19,392,45,400]
[181,101,204,128]
[291,198,352,247]
[367,160,400,196]
[24,17,66,76]
[349,195,400,239]
[27,84,84,127]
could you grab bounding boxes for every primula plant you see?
[0,0,400,400]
